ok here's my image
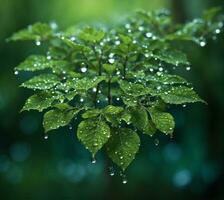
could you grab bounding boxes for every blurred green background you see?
[0,0,224,199]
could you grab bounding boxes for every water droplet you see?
[200,40,206,47]
[70,36,76,41]
[145,53,149,58]
[215,29,221,34]
[109,53,114,58]
[109,166,115,176]
[81,67,87,73]
[132,40,137,44]
[120,172,128,184]
[35,40,41,46]
[159,67,163,72]
[154,138,159,146]
[14,70,19,75]
[115,40,120,45]
[157,86,161,90]
[44,135,48,140]
[68,125,73,130]
[47,55,51,60]
[182,104,186,108]
[125,23,131,29]
[80,98,84,102]
[146,32,152,38]
[138,26,144,31]
[186,66,191,71]
[128,29,131,33]
[116,97,120,101]
[91,156,96,164]
[108,58,115,64]
[92,87,97,92]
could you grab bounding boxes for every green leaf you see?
[77,118,110,156]
[153,49,189,66]
[103,64,116,74]
[15,55,51,71]
[129,106,148,130]
[143,120,157,136]
[43,105,81,132]
[119,80,151,97]
[9,23,53,41]
[82,109,101,119]
[79,27,105,42]
[146,74,188,85]
[106,128,140,171]
[148,108,175,135]
[21,91,63,112]
[160,86,206,104]
[103,105,123,115]
[21,74,60,90]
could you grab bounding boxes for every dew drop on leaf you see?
[44,135,48,140]
[109,166,115,176]
[115,40,120,45]
[215,29,221,34]
[138,26,144,31]
[14,70,19,75]
[200,40,206,47]
[91,156,96,164]
[81,67,87,73]
[186,66,191,71]
[35,40,41,46]
[182,104,186,108]
[108,58,115,64]
[80,98,84,102]
[146,32,152,38]
[154,138,159,146]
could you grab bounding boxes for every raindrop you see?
[138,26,144,31]
[146,32,152,38]
[116,97,120,101]
[145,53,149,58]
[80,98,84,102]
[44,135,48,140]
[132,40,137,44]
[215,29,221,34]
[50,22,58,29]
[128,29,131,33]
[70,36,76,41]
[125,24,131,29]
[154,138,159,146]
[200,40,206,47]
[68,125,73,130]
[108,58,115,64]
[115,40,120,45]
[120,172,128,184]
[81,67,87,73]
[109,53,114,58]
[91,156,96,164]
[35,40,41,46]
[182,104,186,108]
[92,88,97,92]
[186,66,191,71]
[159,67,163,72]
[14,71,19,75]
[47,55,51,60]
[109,166,115,176]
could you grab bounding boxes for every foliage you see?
[10,8,224,173]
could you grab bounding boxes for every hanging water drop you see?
[146,32,152,38]
[70,36,76,41]
[109,166,115,176]
[80,98,84,102]
[215,29,221,34]
[186,66,191,71]
[154,138,159,146]
[47,55,51,60]
[120,172,128,184]
[44,135,48,140]
[68,124,73,130]
[14,70,19,75]
[116,97,120,101]
[115,40,120,45]
[145,53,149,58]
[159,67,163,72]
[200,40,206,47]
[108,58,115,64]
[35,40,41,46]
[91,156,96,164]
[138,26,144,31]
[92,87,97,92]
[81,67,87,73]
[182,104,186,108]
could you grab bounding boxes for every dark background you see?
[0,0,224,199]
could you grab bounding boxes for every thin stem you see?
[107,77,112,105]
